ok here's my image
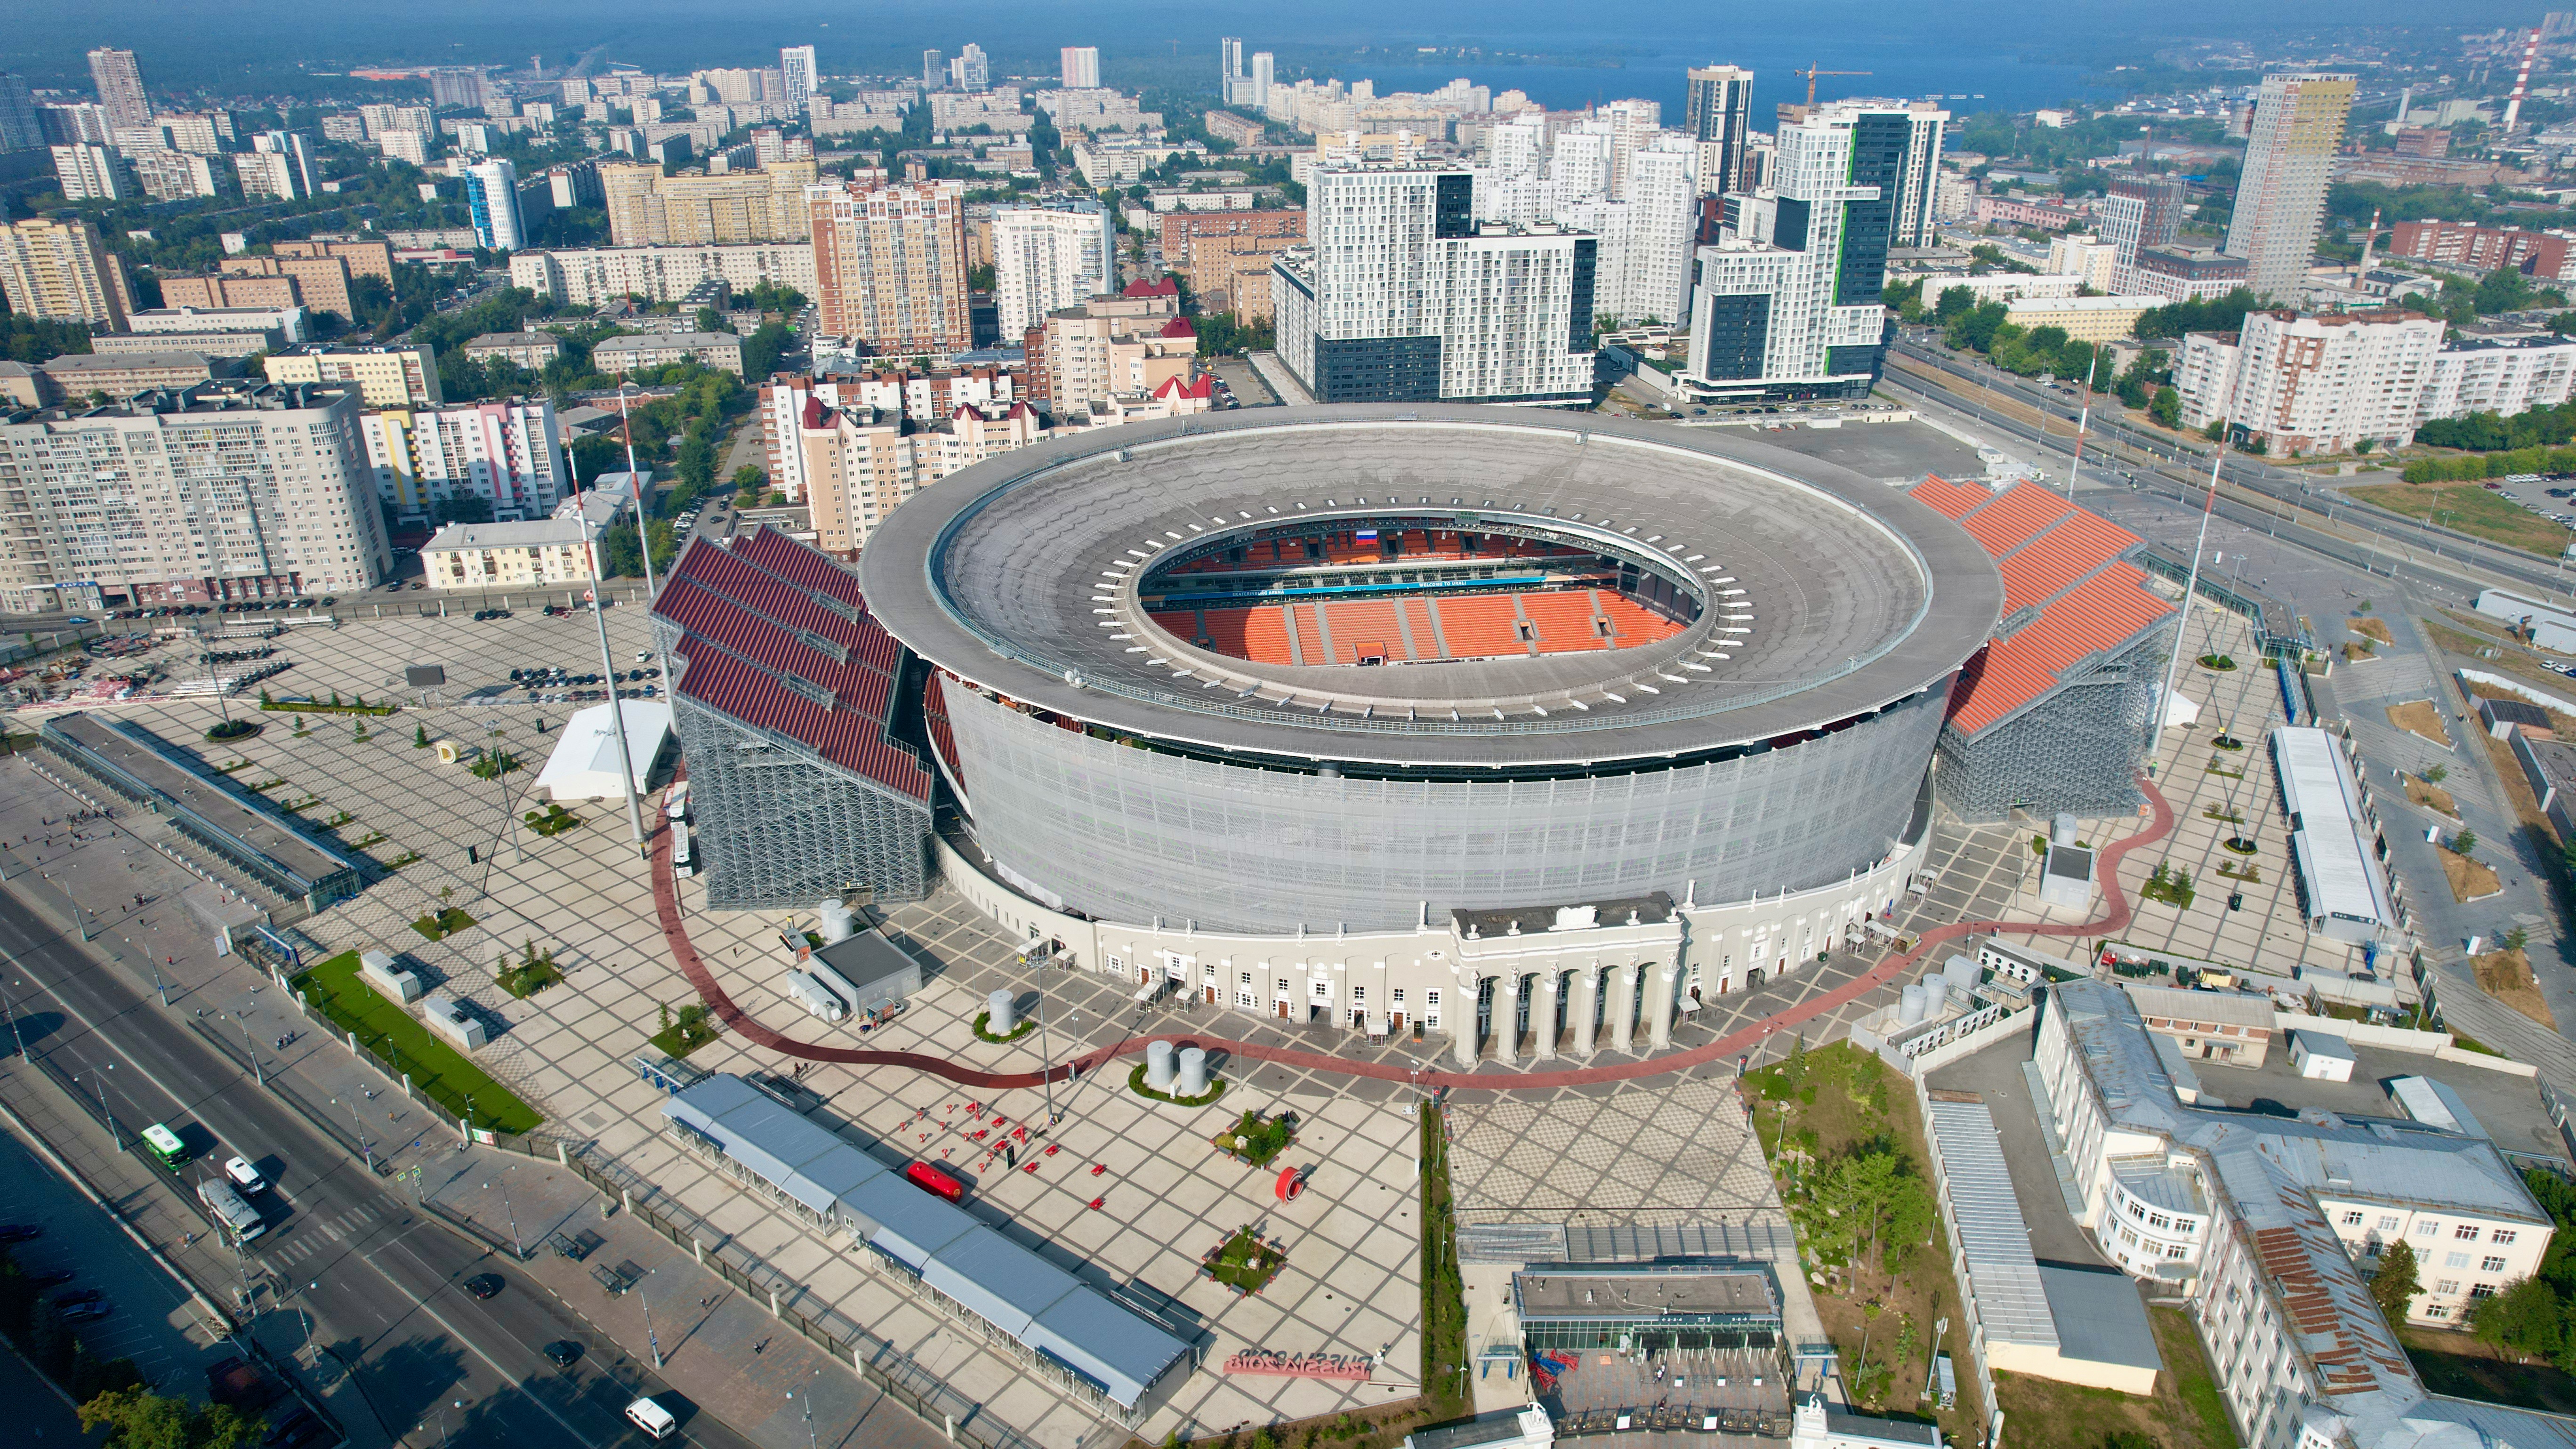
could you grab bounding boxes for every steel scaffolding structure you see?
[1933,630,2166,823]
[665,692,932,910]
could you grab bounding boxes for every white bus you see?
[196,1176,266,1243]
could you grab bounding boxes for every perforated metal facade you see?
[667,690,931,910]
[1933,632,2163,822]
[944,679,1949,934]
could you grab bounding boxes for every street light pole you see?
[336,1096,374,1174]
[641,1271,664,1369]
[488,1167,524,1258]
[2149,441,2227,778]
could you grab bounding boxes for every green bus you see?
[140,1123,188,1172]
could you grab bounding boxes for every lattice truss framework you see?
[667,686,931,911]
[1934,631,2165,823]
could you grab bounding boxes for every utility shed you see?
[2034,1264,2164,1395]
[2291,1030,2356,1082]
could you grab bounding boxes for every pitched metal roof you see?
[653,528,930,803]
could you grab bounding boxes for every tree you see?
[2472,1277,2564,1361]
[2371,1239,2423,1322]
[79,1385,260,1449]
[2453,829,2479,858]
[731,465,766,495]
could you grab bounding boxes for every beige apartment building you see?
[1027,295,1201,414]
[273,235,395,282]
[790,399,1049,555]
[600,159,820,246]
[220,252,356,320]
[421,518,596,589]
[807,177,972,354]
[261,344,442,407]
[2226,72,2356,301]
[161,271,299,312]
[0,216,136,327]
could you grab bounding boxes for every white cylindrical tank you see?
[986,988,1017,1035]
[816,900,857,944]
[1899,984,1928,1025]
[1146,1039,1177,1092]
[1924,977,1950,1015]
[787,972,845,1022]
[1176,1046,1209,1097]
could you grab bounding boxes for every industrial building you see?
[659,1074,1193,1419]
[854,406,2003,1064]
[1908,477,2177,823]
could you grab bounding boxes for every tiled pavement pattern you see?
[1444,1079,1774,1229]
[7,604,2193,1447]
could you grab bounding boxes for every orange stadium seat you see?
[1429,595,1529,659]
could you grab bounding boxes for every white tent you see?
[2160,692,2201,731]
[532,700,673,801]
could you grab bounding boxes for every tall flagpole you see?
[2150,441,2226,777]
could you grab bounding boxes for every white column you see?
[1453,973,1480,1068]
[1572,968,1601,1056]
[1495,975,1520,1066]
[1534,971,1561,1060]
[1608,964,1637,1051]
[1647,964,1677,1050]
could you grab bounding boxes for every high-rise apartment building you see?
[807,177,972,354]
[1272,163,1596,406]
[1061,47,1102,89]
[950,45,990,93]
[1682,102,1930,402]
[2176,307,2442,453]
[2225,72,2355,301]
[125,146,225,201]
[0,380,388,606]
[508,242,817,306]
[0,216,134,327]
[1250,54,1275,111]
[779,45,819,115]
[429,68,489,110]
[39,103,112,147]
[358,104,435,139]
[1559,135,1698,326]
[218,254,355,319]
[990,199,1115,336]
[923,51,944,90]
[1599,99,1662,200]
[0,73,39,153]
[2097,172,2187,290]
[600,160,820,246]
[1221,38,1244,85]
[240,131,316,199]
[357,398,569,524]
[50,142,131,201]
[1684,66,1756,199]
[86,48,151,130]
[465,159,528,250]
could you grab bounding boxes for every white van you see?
[671,829,694,877]
[625,1397,676,1440]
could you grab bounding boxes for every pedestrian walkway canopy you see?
[661,1074,1192,1412]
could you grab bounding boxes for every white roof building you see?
[532,700,672,800]
[2271,725,2399,944]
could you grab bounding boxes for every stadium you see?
[716,403,2001,1063]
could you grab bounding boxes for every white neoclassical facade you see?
[935,817,1929,1068]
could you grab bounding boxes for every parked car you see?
[464,1273,504,1300]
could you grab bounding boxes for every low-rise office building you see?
[2036,978,2555,1449]
[261,344,441,407]
[459,331,565,371]
[91,327,281,360]
[591,331,744,375]
[2000,295,2160,344]
[39,350,232,397]
[128,304,309,345]
[421,517,596,589]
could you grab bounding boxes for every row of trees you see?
[2418,402,2576,454]
[2401,443,2576,483]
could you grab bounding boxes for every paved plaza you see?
[0,596,2259,1448]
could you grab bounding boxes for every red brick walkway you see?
[648,778,2172,1093]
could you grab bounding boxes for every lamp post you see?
[486,1167,524,1259]
[2149,439,2227,779]
[87,1066,121,1151]
[640,1269,663,1369]
[334,1095,374,1174]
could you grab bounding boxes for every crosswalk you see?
[258,1199,385,1267]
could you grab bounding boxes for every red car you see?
[905,1162,965,1203]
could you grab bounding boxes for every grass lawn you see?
[412,907,475,942]
[2472,947,2556,1029]
[2385,700,2452,748]
[2403,1324,2576,1412]
[1212,1108,1296,1167]
[1202,1225,1289,1295]
[292,951,543,1135]
[1743,1044,1984,1445]
[2350,480,2574,558]
[2441,847,2503,902]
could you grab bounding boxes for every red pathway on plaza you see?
[648,778,2174,1093]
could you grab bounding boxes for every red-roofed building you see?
[1915,477,2177,821]
[1121,276,1179,298]
[650,526,934,907]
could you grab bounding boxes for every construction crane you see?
[1798,65,1871,106]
